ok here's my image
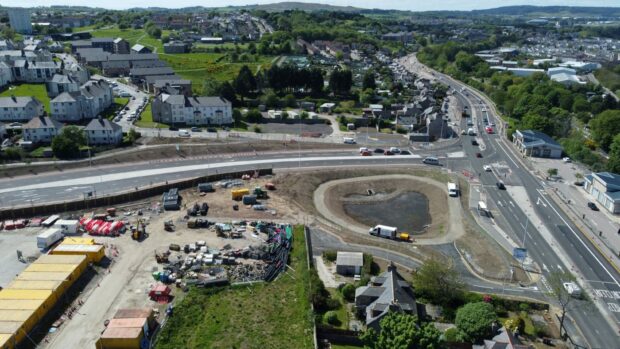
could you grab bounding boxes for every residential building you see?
[50,79,113,122]
[84,117,123,145]
[584,172,620,214]
[8,8,32,34]
[91,38,115,53]
[113,38,130,54]
[355,263,417,331]
[163,42,190,54]
[0,61,13,88]
[0,96,44,122]
[472,326,533,349]
[46,74,81,97]
[152,79,192,96]
[62,62,90,85]
[336,251,363,276]
[152,93,232,126]
[129,67,175,84]
[22,116,63,144]
[512,130,563,158]
[0,122,6,138]
[131,44,152,54]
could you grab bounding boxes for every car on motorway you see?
[471,140,478,146]
[496,181,506,190]
[191,127,201,132]
[361,150,371,156]
[483,165,492,172]
[374,148,384,154]
[389,147,401,154]
[485,126,494,134]
[587,202,599,211]
[476,152,482,158]
[384,150,394,156]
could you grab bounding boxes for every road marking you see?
[592,289,620,300]
[509,201,515,207]
[495,139,520,168]
[473,285,493,289]
[543,264,549,272]
[536,188,620,288]
[608,303,620,312]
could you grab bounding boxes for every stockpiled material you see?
[98,327,143,349]
[50,244,105,263]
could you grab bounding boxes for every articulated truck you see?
[369,225,409,241]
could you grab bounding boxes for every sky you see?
[2,0,619,11]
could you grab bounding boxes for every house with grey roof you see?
[512,129,563,158]
[584,172,620,214]
[0,96,44,122]
[50,79,113,122]
[113,38,130,54]
[46,74,81,97]
[22,116,63,144]
[355,263,417,331]
[131,44,152,54]
[150,78,192,96]
[129,67,175,84]
[163,41,190,54]
[85,117,122,145]
[473,326,533,349]
[152,93,232,126]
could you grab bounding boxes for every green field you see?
[83,26,171,52]
[0,84,50,113]
[594,67,620,98]
[155,225,313,349]
[134,102,168,129]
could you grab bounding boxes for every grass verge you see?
[0,84,50,113]
[154,225,313,349]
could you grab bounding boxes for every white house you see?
[151,94,232,126]
[0,96,44,122]
[84,117,123,145]
[50,79,113,122]
[22,116,63,144]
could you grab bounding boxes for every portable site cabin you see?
[97,327,144,349]
[53,219,79,235]
[36,228,63,250]
[61,237,96,245]
[113,308,156,332]
[162,188,180,210]
[0,311,40,339]
[50,244,105,263]
[197,183,214,193]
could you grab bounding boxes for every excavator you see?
[131,218,147,241]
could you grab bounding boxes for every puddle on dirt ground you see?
[343,191,431,233]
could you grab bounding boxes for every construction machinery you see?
[155,249,170,263]
[164,220,175,232]
[253,186,268,199]
[131,219,147,241]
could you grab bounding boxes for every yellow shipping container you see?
[35,254,87,265]
[98,327,143,349]
[16,271,72,282]
[24,263,76,273]
[0,311,39,337]
[7,280,66,295]
[50,244,105,263]
[0,322,24,345]
[0,333,15,349]
[0,299,49,324]
[0,289,57,311]
[231,188,250,200]
[61,237,95,245]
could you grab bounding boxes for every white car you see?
[359,147,369,153]
[389,147,401,154]
[483,165,492,172]
[563,157,571,163]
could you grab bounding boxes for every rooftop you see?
[336,251,363,267]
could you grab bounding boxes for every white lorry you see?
[368,225,409,241]
[37,228,63,250]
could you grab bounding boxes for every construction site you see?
[0,165,523,349]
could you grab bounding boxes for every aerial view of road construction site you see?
[2,2,620,349]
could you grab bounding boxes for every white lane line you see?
[495,140,520,168]
[536,188,620,288]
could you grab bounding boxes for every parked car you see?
[476,152,482,158]
[384,150,394,156]
[168,126,179,131]
[374,148,385,154]
[483,165,492,172]
[191,127,201,132]
[574,181,584,186]
[496,181,506,190]
[471,140,478,146]
[587,202,599,211]
[359,147,370,153]
[361,150,371,156]
[207,128,217,133]
[389,147,401,154]
[400,150,411,155]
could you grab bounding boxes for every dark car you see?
[587,202,599,211]
[400,150,411,155]
[476,152,482,158]
[168,126,179,131]
[384,150,394,156]
[191,127,201,132]
[496,182,506,190]
[374,148,385,154]
[574,181,584,186]
[471,140,478,146]
[207,128,217,133]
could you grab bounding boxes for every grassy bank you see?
[0,84,50,113]
[594,66,620,98]
[155,225,313,349]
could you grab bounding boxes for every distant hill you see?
[211,2,364,13]
[471,5,620,17]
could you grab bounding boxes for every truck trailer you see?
[368,225,409,241]
[37,228,63,250]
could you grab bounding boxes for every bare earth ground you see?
[0,139,355,178]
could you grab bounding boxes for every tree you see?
[521,113,554,136]
[455,302,497,343]
[412,258,464,306]
[329,68,353,96]
[547,168,558,178]
[52,126,86,159]
[324,311,339,326]
[341,283,355,302]
[590,110,620,151]
[284,94,297,108]
[232,109,243,127]
[362,71,377,91]
[547,271,580,339]
[361,312,443,349]
[233,65,256,101]
[1,27,15,40]
[607,134,620,173]
[218,81,238,106]
[125,128,140,144]
[245,109,262,123]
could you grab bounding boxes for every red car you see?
[384,150,394,156]
[476,152,482,158]
[485,126,494,134]
[361,150,371,156]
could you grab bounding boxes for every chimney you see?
[11,95,16,102]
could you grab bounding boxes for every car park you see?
[587,202,599,211]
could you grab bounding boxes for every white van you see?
[343,137,356,144]
[178,129,190,137]
[423,156,440,165]
[447,182,459,197]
